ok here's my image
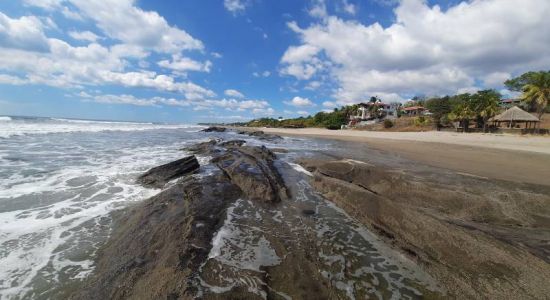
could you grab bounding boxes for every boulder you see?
[213,145,288,203]
[219,139,246,148]
[183,139,220,155]
[201,126,226,132]
[137,155,199,188]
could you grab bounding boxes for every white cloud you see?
[0,4,215,101]
[253,70,271,78]
[297,110,310,115]
[284,96,315,107]
[224,0,248,15]
[341,0,356,15]
[211,52,223,58]
[68,30,100,42]
[281,0,550,104]
[224,89,245,98]
[0,12,50,52]
[322,101,335,108]
[67,0,203,53]
[158,55,212,73]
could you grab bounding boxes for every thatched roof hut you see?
[490,106,539,129]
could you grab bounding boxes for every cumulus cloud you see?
[68,30,100,42]
[281,0,550,104]
[0,2,216,101]
[284,96,315,107]
[0,12,50,52]
[253,70,271,78]
[224,89,245,98]
[158,55,212,73]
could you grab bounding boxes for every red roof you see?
[403,106,425,111]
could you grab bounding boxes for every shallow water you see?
[196,151,442,299]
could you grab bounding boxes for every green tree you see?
[425,96,451,128]
[517,71,550,119]
[471,90,501,131]
[449,93,475,132]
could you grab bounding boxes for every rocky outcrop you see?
[218,139,246,148]
[238,130,282,141]
[213,145,289,203]
[299,158,550,299]
[74,173,242,300]
[136,156,199,188]
[201,126,226,132]
[182,139,220,155]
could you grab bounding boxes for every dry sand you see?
[242,128,550,186]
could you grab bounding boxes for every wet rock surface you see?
[82,138,447,299]
[213,145,289,203]
[136,155,199,188]
[238,130,283,141]
[299,157,550,299]
[73,173,243,300]
[201,126,227,132]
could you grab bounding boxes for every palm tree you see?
[521,71,550,120]
[472,90,501,131]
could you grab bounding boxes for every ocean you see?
[0,116,206,298]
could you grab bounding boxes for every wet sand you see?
[239,128,550,186]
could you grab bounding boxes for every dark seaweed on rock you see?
[136,155,199,189]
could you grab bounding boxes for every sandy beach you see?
[241,128,550,186]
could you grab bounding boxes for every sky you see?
[0,0,549,123]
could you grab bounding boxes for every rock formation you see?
[136,155,199,189]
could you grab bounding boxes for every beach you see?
[240,128,550,186]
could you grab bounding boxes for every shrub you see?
[383,119,394,128]
[414,116,431,126]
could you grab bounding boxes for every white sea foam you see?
[0,116,12,121]
[0,117,202,138]
[0,129,201,298]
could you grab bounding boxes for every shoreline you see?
[236,127,550,186]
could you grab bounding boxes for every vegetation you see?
[506,71,550,119]
[241,70,548,131]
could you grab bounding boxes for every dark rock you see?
[271,148,289,153]
[201,126,226,132]
[238,130,283,141]
[73,173,242,300]
[302,209,315,216]
[212,145,289,203]
[137,155,199,189]
[219,139,246,148]
[182,139,219,155]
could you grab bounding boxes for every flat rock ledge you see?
[298,158,550,299]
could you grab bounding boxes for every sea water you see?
[0,116,205,299]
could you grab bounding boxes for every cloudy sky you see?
[0,0,549,123]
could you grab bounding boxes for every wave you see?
[50,118,154,125]
[0,117,203,138]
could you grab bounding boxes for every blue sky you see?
[0,0,548,123]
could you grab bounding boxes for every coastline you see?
[236,127,550,186]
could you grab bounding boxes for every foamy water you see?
[0,116,198,139]
[0,117,204,299]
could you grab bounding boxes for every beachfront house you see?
[348,101,399,127]
[500,98,521,108]
[402,106,426,116]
